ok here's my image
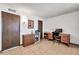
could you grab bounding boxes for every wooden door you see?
[38,20,43,39]
[2,11,20,50]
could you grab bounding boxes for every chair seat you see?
[54,36,61,39]
[54,36,61,43]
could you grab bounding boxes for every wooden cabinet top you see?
[60,33,70,36]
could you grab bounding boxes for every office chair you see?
[53,29,63,44]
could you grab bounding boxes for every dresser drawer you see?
[60,33,70,44]
[23,34,35,47]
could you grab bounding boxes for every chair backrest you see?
[55,29,62,33]
[54,29,63,36]
[35,30,40,35]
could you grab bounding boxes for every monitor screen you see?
[55,29,62,33]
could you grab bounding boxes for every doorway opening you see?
[38,20,43,39]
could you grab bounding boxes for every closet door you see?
[2,11,20,50]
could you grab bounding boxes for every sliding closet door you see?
[2,11,20,50]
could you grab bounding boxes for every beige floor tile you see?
[0,39,79,55]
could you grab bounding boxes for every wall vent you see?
[8,8,16,13]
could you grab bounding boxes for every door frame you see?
[1,11,20,51]
[38,20,43,39]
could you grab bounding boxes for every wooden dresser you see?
[60,33,70,46]
[44,32,53,40]
[22,34,35,47]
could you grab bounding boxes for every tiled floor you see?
[0,39,79,55]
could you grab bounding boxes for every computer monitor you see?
[55,29,62,33]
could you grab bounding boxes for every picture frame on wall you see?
[28,20,34,29]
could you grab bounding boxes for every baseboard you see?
[70,43,79,46]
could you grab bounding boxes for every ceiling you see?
[1,3,79,18]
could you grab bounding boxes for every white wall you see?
[0,5,43,51]
[20,16,41,44]
[44,11,79,45]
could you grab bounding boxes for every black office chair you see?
[53,29,63,43]
[35,30,40,41]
